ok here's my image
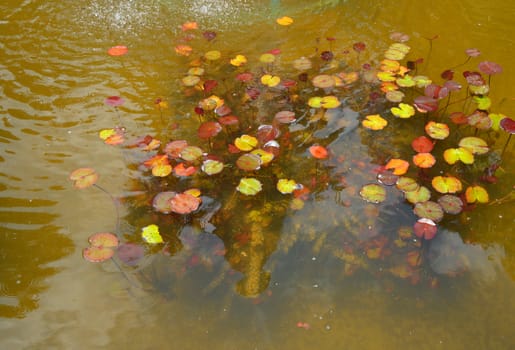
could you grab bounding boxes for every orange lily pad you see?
[69,168,98,189]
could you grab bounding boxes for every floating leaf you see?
[412,152,436,168]
[259,53,275,63]
[218,115,239,126]
[500,117,515,133]
[405,186,431,204]
[274,111,296,124]
[180,146,203,161]
[182,75,200,86]
[384,43,410,60]
[235,134,258,151]
[391,103,415,119]
[141,224,164,244]
[396,75,416,87]
[236,153,262,171]
[359,184,386,203]
[170,192,201,214]
[117,243,145,266]
[174,163,197,177]
[236,178,262,195]
[277,179,302,194]
[152,163,172,177]
[473,96,491,110]
[83,246,114,262]
[205,50,221,60]
[414,96,439,113]
[105,96,125,107]
[175,45,193,56]
[411,136,434,153]
[181,21,198,31]
[362,114,388,130]
[201,159,224,175]
[431,176,462,194]
[437,195,463,214]
[89,232,119,248]
[251,149,274,165]
[293,57,312,70]
[478,61,503,75]
[377,171,399,186]
[458,136,489,155]
[198,121,222,139]
[414,201,444,223]
[465,185,489,203]
[108,45,128,56]
[230,54,247,66]
[164,140,188,158]
[143,154,169,169]
[385,158,409,175]
[309,145,328,159]
[413,218,437,240]
[465,48,481,57]
[413,75,432,88]
[488,113,505,131]
[396,177,419,192]
[377,71,397,82]
[256,124,280,143]
[99,128,124,145]
[261,74,281,87]
[312,75,335,89]
[385,90,405,103]
[152,191,177,214]
[443,147,474,165]
[425,121,449,140]
[276,16,293,26]
[69,168,98,189]
[468,110,492,130]
[320,96,340,108]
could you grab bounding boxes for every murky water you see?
[1,0,514,349]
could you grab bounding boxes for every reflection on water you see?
[0,0,514,349]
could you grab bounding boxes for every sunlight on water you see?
[0,0,514,349]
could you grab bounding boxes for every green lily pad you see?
[404,185,431,204]
[359,184,386,203]
[413,201,444,222]
[236,178,262,195]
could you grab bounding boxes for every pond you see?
[1,0,514,349]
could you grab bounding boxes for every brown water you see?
[1,0,514,349]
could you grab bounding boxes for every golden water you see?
[1,0,514,349]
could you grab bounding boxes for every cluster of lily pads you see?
[70,18,512,287]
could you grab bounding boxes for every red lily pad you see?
[256,124,280,143]
[413,218,437,240]
[411,136,434,153]
[164,140,188,158]
[478,61,503,75]
[170,192,201,214]
[105,96,125,107]
[83,246,114,262]
[88,232,119,248]
[414,96,438,113]
[500,117,515,133]
[198,121,222,139]
[117,243,145,266]
[218,115,239,126]
[152,191,177,214]
[413,201,444,222]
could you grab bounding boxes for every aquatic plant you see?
[70,20,512,297]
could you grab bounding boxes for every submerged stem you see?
[93,183,121,239]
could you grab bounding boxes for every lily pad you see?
[396,177,419,192]
[152,191,177,214]
[413,201,444,222]
[275,111,296,124]
[201,159,224,175]
[413,218,437,240]
[405,185,431,204]
[437,195,463,215]
[312,75,335,89]
[236,178,262,195]
[69,168,98,189]
[359,184,386,203]
[141,224,163,244]
[83,246,114,263]
[88,232,119,248]
[170,192,202,214]
[458,136,489,155]
[180,146,204,161]
[236,153,262,171]
[412,153,436,168]
[117,243,145,266]
[277,179,302,194]
[432,176,462,194]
